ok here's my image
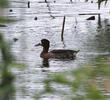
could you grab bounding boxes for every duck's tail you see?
[76,50,80,53]
[73,50,80,55]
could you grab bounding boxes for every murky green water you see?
[0,0,110,100]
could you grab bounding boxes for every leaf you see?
[0,0,9,8]
[86,87,106,100]
[85,0,88,2]
[8,62,26,69]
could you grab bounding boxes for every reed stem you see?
[45,0,47,3]
[28,1,30,8]
[61,16,66,41]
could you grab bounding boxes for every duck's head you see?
[35,39,50,51]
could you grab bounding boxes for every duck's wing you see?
[50,49,79,53]
[50,49,79,59]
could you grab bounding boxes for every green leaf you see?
[0,0,9,8]
[8,62,26,69]
[86,87,106,100]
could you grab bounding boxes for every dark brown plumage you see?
[35,39,79,59]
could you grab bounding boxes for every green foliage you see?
[0,34,15,100]
[35,57,110,100]
[86,87,106,100]
[0,34,13,65]
[0,0,9,8]
[0,18,15,23]
[85,0,88,2]
[0,0,26,100]
[10,63,26,69]
[0,0,16,99]
[0,69,15,100]
[0,30,25,100]
[95,57,110,76]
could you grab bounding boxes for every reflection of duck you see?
[42,58,49,67]
[35,39,79,59]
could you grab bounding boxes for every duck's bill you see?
[35,43,41,46]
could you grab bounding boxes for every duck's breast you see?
[40,52,54,58]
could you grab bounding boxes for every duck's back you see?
[50,49,79,59]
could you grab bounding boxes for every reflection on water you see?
[96,18,110,52]
[85,15,110,53]
[97,14,102,28]
[42,58,49,67]
[1,0,110,100]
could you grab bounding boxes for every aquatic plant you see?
[0,0,22,100]
[0,33,15,100]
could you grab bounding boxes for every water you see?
[1,0,110,100]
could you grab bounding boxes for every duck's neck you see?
[42,47,49,53]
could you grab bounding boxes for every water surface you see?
[1,0,110,100]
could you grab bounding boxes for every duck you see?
[35,39,79,59]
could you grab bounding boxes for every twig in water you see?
[28,1,30,8]
[70,0,72,2]
[45,0,47,3]
[61,16,66,41]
